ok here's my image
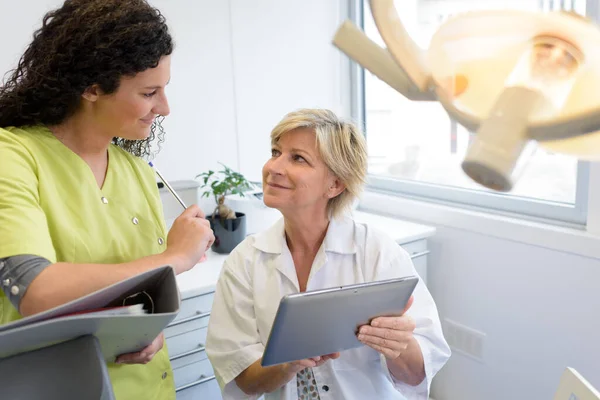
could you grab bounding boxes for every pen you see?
[149,161,187,209]
[149,161,208,262]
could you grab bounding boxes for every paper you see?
[0,266,180,361]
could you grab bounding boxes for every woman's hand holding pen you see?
[164,204,214,274]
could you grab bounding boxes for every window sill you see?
[358,190,600,260]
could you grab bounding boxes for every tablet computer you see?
[261,276,419,367]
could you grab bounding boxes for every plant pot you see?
[209,212,247,254]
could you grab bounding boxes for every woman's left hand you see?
[115,333,164,365]
[357,296,415,360]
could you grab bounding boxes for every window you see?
[357,0,591,225]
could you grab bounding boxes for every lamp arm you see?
[333,20,434,101]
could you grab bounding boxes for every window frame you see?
[352,0,592,226]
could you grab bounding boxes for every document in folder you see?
[0,265,180,363]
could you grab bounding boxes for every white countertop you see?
[176,250,229,299]
[175,211,435,299]
[353,210,436,244]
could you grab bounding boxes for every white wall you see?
[228,0,348,182]
[158,0,349,182]
[430,228,600,400]
[150,0,239,182]
[0,1,64,79]
[360,195,600,400]
[0,0,349,184]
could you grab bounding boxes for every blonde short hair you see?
[270,108,368,218]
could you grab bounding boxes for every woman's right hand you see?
[164,204,214,274]
[283,353,340,374]
[236,353,341,395]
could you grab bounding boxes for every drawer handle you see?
[170,345,206,361]
[175,374,216,392]
[410,250,429,259]
[170,311,211,327]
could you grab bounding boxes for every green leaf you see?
[195,162,252,207]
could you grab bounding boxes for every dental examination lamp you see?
[333,1,600,192]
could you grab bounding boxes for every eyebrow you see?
[144,78,171,90]
[271,144,312,154]
[289,148,313,158]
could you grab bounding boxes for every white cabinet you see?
[354,211,434,285]
[401,238,430,285]
[165,289,222,400]
[176,376,222,400]
[164,248,227,400]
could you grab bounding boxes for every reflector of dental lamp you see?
[332,2,600,192]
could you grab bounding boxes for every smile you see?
[267,182,290,189]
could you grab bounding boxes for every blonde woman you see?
[206,109,450,399]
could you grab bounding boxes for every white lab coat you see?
[205,216,451,400]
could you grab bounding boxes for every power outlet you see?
[443,318,485,362]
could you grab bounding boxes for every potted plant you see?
[196,163,252,254]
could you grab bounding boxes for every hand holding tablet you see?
[261,276,419,366]
[357,296,415,360]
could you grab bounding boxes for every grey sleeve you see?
[0,255,52,312]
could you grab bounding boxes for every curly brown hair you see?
[0,0,174,158]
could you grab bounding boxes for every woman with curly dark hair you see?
[0,1,214,398]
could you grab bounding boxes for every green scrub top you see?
[0,125,175,400]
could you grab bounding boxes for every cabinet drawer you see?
[165,313,210,338]
[412,254,427,285]
[400,239,428,258]
[173,357,215,389]
[166,327,208,358]
[173,292,215,323]
[170,346,208,370]
[176,376,222,400]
